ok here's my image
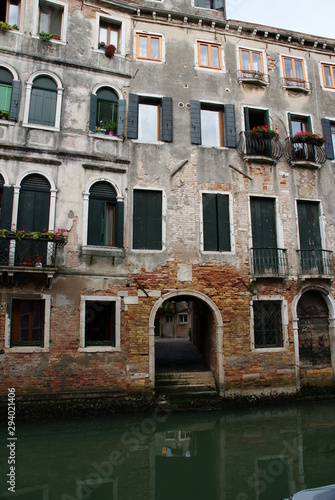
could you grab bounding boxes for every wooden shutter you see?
[89,94,97,132]
[127,93,139,139]
[297,201,321,250]
[306,116,312,133]
[88,198,105,246]
[18,176,50,232]
[115,200,124,248]
[190,100,201,144]
[203,193,218,251]
[195,0,207,6]
[288,113,293,135]
[9,80,21,122]
[117,99,126,137]
[251,198,277,249]
[321,118,334,160]
[224,104,236,148]
[244,107,250,132]
[133,190,162,250]
[28,89,57,127]
[217,194,230,251]
[161,97,173,142]
[0,186,13,230]
[0,84,12,112]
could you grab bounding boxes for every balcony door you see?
[250,197,278,274]
[297,201,323,273]
[244,107,271,156]
[16,175,50,266]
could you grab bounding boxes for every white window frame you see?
[95,12,126,56]
[250,296,289,352]
[131,187,166,253]
[178,314,188,324]
[200,190,235,254]
[33,0,68,43]
[22,71,63,131]
[5,294,51,353]
[79,295,121,352]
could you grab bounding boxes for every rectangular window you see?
[253,301,283,349]
[85,301,115,347]
[133,189,162,250]
[138,102,160,142]
[178,314,188,324]
[0,84,12,112]
[282,57,306,88]
[11,299,45,347]
[239,48,264,78]
[99,19,120,50]
[250,197,278,274]
[201,108,224,147]
[136,33,162,62]
[321,63,335,89]
[190,101,236,148]
[202,193,230,252]
[197,42,222,70]
[127,94,173,143]
[39,1,63,37]
[297,200,324,273]
[0,0,20,26]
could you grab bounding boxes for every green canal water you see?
[1,400,335,500]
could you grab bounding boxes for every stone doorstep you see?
[155,385,218,394]
[156,371,214,380]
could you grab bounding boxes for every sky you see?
[226,0,334,39]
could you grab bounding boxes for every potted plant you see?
[249,124,279,139]
[38,31,54,42]
[104,44,116,58]
[291,131,326,146]
[35,255,42,268]
[103,120,117,136]
[95,121,107,134]
[0,21,13,32]
[0,110,9,120]
[98,41,106,50]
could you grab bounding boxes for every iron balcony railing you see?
[237,131,283,160]
[0,235,65,268]
[297,249,334,276]
[284,137,327,165]
[249,248,289,276]
[237,69,270,85]
[281,77,311,92]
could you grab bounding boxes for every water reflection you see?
[0,401,335,500]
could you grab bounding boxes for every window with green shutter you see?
[28,76,57,127]
[133,190,162,250]
[202,193,230,251]
[190,101,236,147]
[0,68,13,114]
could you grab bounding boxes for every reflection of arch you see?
[149,289,224,395]
[292,286,335,388]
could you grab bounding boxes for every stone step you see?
[155,371,217,395]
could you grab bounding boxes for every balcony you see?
[297,249,334,278]
[237,131,283,163]
[0,234,66,286]
[249,248,289,278]
[281,77,311,93]
[237,70,270,87]
[284,138,326,167]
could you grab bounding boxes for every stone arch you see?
[292,286,335,388]
[149,289,224,395]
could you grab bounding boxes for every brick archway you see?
[149,290,224,395]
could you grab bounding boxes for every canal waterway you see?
[1,400,335,500]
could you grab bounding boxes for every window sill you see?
[22,123,59,132]
[90,132,122,141]
[132,139,164,145]
[31,34,66,45]
[132,248,164,253]
[5,346,49,353]
[78,346,121,353]
[238,77,269,87]
[290,160,321,169]
[81,245,125,258]
[252,346,288,353]
[199,144,227,149]
[0,119,15,126]
[282,85,310,94]
[196,66,223,72]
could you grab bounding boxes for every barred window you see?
[253,301,283,348]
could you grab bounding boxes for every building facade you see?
[0,0,334,399]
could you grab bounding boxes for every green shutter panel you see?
[224,104,236,148]
[117,99,126,137]
[127,93,139,139]
[321,118,334,160]
[203,193,218,251]
[251,198,277,249]
[133,190,146,249]
[244,107,250,131]
[89,94,97,132]
[217,194,230,251]
[297,202,321,250]
[306,116,312,133]
[147,191,162,250]
[0,186,13,230]
[0,84,12,112]
[265,109,270,126]
[214,0,224,9]
[115,200,124,248]
[190,100,201,145]
[8,80,21,121]
[195,0,207,6]
[88,199,105,246]
[161,97,173,142]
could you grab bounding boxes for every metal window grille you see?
[253,301,283,348]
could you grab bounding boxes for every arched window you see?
[87,181,123,248]
[0,67,21,121]
[89,86,125,136]
[28,76,57,127]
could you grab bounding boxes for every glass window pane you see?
[291,119,306,135]
[284,59,293,78]
[8,0,19,26]
[138,103,158,142]
[39,10,49,32]
[99,26,108,45]
[241,50,251,70]
[331,124,335,151]
[211,46,220,68]
[139,36,148,58]
[201,109,221,147]
[150,37,160,59]
[332,67,335,87]
[0,85,12,112]
[252,52,262,72]
[200,45,209,66]
[295,60,304,80]
[110,29,118,47]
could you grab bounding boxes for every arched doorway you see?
[149,290,224,395]
[297,290,331,369]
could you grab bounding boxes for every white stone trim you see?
[250,296,289,352]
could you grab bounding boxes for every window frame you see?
[79,296,121,352]
[200,191,234,254]
[127,93,173,143]
[1,0,21,28]
[281,56,307,89]
[96,13,125,54]
[132,188,165,252]
[250,297,288,352]
[35,0,68,43]
[321,63,335,90]
[178,314,188,324]
[190,100,236,148]
[197,41,223,70]
[239,47,265,79]
[5,295,51,353]
[135,32,163,62]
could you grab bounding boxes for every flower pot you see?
[107,131,114,136]
[96,129,106,135]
